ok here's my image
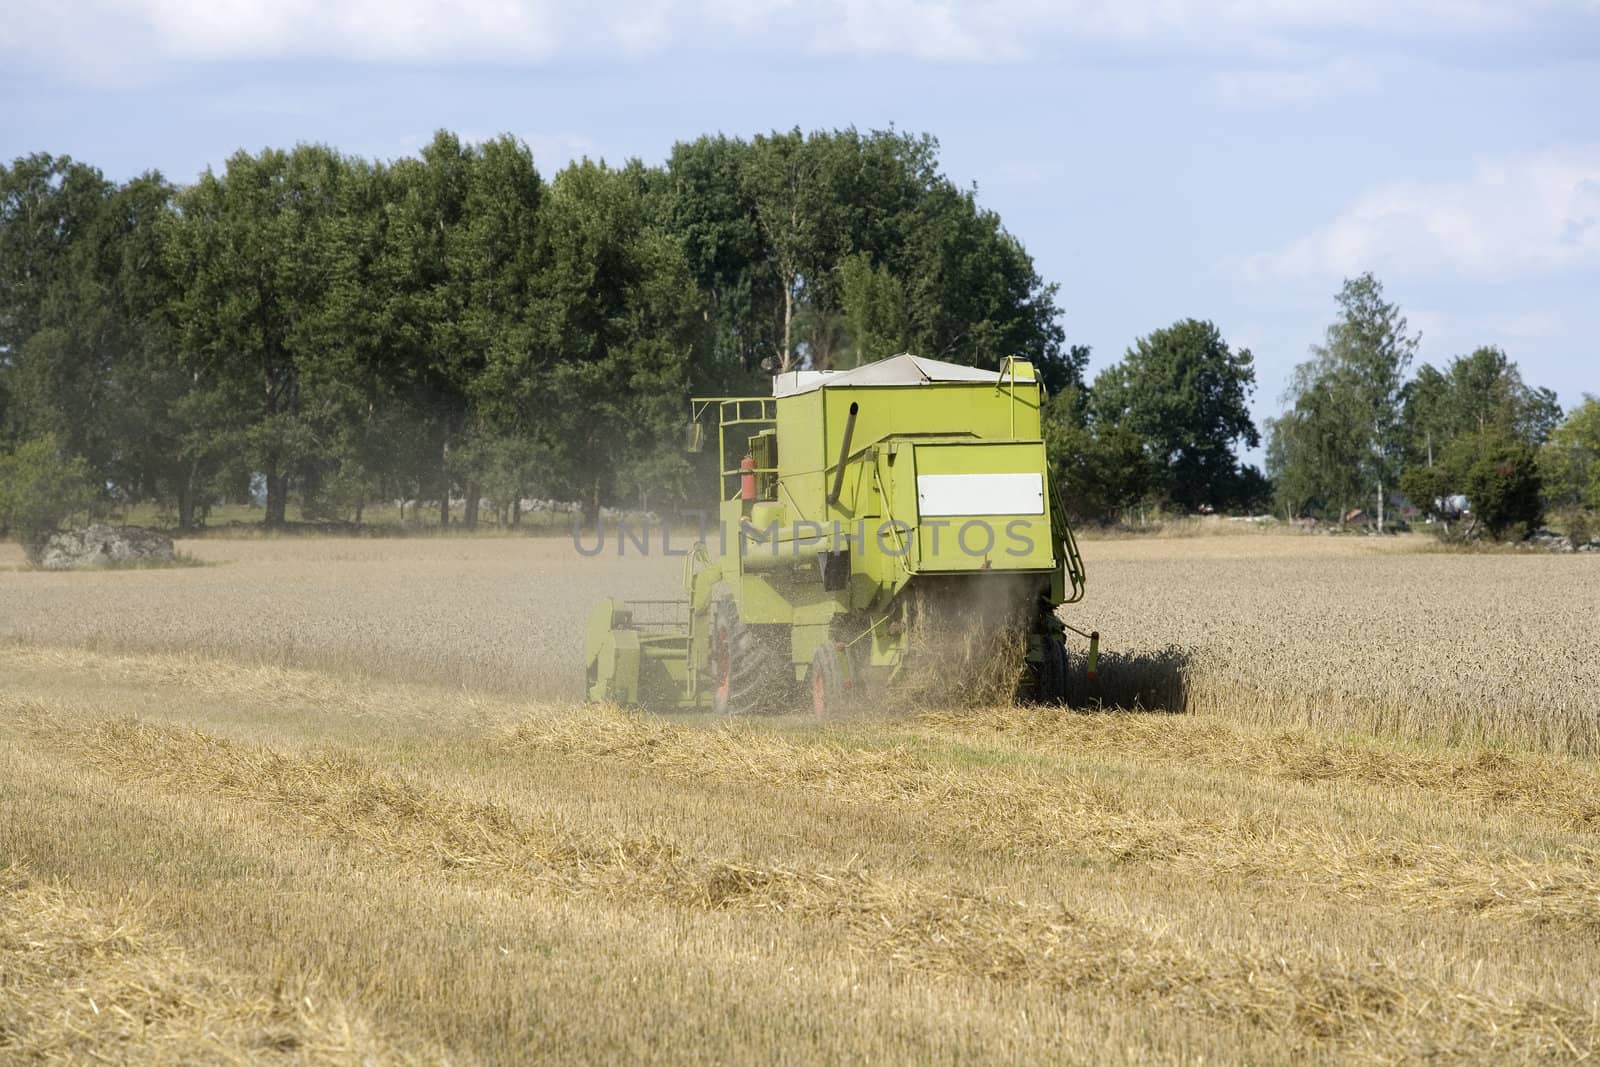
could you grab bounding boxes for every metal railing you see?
[691,395,778,501]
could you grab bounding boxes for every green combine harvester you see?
[583,352,1096,714]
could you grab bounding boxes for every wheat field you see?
[2,532,1597,1064]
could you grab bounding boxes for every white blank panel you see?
[916,473,1044,517]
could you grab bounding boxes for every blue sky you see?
[4,1,1598,457]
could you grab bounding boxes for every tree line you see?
[1267,273,1595,539]
[1,128,1594,541]
[1040,272,1593,539]
[0,127,1067,532]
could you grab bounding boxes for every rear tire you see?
[1035,634,1068,706]
[712,598,787,716]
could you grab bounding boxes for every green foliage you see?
[1218,464,1274,515]
[450,430,550,525]
[166,144,359,526]
[1453,431,1543,539]
[1562,508,1593,547]
[1271,273,1418,522]
[0,154,187,505]
[1041,388,1156,522]
[1402,346,1561,466]
[1090,319,1259,513]
[6,136,1574,539]
[1397,464,1450,520]
[0,434,97,546]
[837,253,909,367]
[1402,429,1543,540]
[1541,396,1600,512]
[3,128,1076,527]
[1275,287,1561,534]
[664,128,1067,383]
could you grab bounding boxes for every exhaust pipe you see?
[828,402,859,506]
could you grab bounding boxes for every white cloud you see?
[1242,146,1600,282]
[130,0,560,61]
[5,0,1594,74]
[721,0,1589,64]
[824,0,1025,62]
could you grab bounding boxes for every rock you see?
[34,525,176,571]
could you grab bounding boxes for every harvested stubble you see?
[0,865,392,1064]
[12,709,1600,1062]
[919,708,1600,829]
[506,706,1600,930]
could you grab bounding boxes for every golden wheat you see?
[0,865,398,1065]
[4,532,1594,752]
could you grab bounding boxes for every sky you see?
[3,0,1598,458]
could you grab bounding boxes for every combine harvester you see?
[584,353,1097,714]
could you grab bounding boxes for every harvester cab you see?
[583,352,1095,714]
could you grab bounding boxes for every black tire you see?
[711,598,787,716]
[1035,634,1068,706]
[807,642,844,718]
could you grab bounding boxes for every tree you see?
[679,128,1066,382]
[0,155,116,452]
[1541,396,1600,512]
[1273,273,1418,526]
[1046,419,1157,523]
[653,135,775,392]
[168,145,360,526]
[512,159,704,516]
[0,156,112,362]
[1402,346,1561,466]
[452,429,549,526]
[0,157,201,522]
[1040,370,1159,523]
[445,134,544,527]
[743,130,840,373]
[3,126,1076,525]
[0,434,96,553]
[1265,386,1365,520]
[1090,319,1260,513]
[384,132,483,527]
[836,252,908,367]
[889,162,1066,379]
[1401,429,1542,539]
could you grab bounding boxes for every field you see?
[2,532,1598,1063]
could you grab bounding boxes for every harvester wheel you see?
[1036,635,1069,706]
[712,598,786,716]
[807,642,844,718]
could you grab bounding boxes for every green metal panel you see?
[907,441,1055,572]
[730,573,793,625]
[762,367,1047,594]
[604,630,641,704]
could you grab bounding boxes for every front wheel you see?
[712,598,786,715]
